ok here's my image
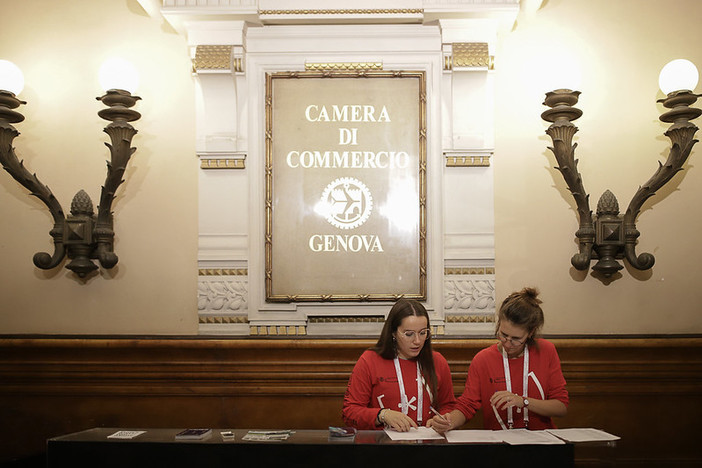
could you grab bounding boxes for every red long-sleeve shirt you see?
[342,349,456,429]
[454,339,569,430]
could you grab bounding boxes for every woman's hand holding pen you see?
[379,409,418,432]
[426,409,453,434]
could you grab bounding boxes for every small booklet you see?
[175,428,213,440]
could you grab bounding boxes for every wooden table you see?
[47,427,575,468]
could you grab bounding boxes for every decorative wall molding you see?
[198,267,249,334]
[199,268,248,276]
[159,0,520,15]
[200,158,246,169]
[444,233,495,262]
[198,151,247,169]
[196,265,494,336]
[250,325,307,335]
[445,314,494,324]
[192,45,234,71]
[443,276,495,314]
[157,1,519,36]
[163,0,257,8]
[305,62,383,71]
[443,265,495,335]
[259,9,424,15]
[198,234,249,262]
[443,42,492,71]
[445,266,494,275]
[198,282,247,312]
[444,149,493,167]
[307,315,385,324]
[198,273,248,312]
[199,315,248,324]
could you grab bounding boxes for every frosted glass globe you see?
[541,55,582,93]
[98,57,139,93]
[0,60,25,95]
[659,59,698,95]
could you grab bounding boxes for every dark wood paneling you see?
[0,337,700,467]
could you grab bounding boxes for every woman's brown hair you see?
[496,287,545,347]
[372,299,439,407]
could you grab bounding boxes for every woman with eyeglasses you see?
[342,299,456,431]
[428,287,568,432]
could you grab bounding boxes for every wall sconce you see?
[0,58,142,278]
[541,59,700,277]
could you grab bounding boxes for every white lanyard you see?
[499,345,529,429]
[393,357,423,423]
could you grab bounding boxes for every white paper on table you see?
[546,428,620,443]
[107,430,146,440]
[498,429,565,445]
[383,427,445,440]
[444,430,503,444]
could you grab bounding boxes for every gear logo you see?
[320,177,373,230]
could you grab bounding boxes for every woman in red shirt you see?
[342,299,456,431]
[428,287,568,432]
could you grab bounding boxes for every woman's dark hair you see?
[496,287,545,347]
[372,299,439,407]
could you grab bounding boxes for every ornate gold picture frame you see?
[265,70,426,302]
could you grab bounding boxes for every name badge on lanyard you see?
[393,357,424,424]
[493,346,529,430]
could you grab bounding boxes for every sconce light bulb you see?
[0,59,25,95]
[659,59,698,95]
[99,57,139,94]
[541,56,582,93]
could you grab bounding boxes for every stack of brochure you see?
[242,430,295,441]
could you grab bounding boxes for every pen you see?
[430,407,448,423]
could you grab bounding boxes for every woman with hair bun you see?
[428,287,568,432]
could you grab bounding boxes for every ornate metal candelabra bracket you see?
[0,89,141,278]
[542,89,701,277]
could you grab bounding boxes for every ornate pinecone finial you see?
[70,189,95,216]
[596,189,619,216]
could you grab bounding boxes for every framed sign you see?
[265,70,426,302]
